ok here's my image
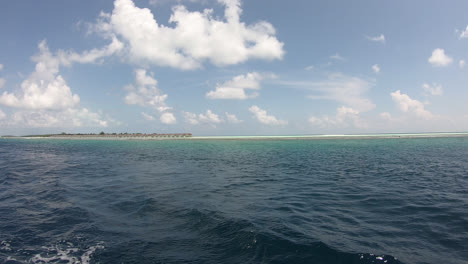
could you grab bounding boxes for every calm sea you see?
[0,137,467,264]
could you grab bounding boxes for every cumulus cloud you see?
[0,63,6,88]
[391,90,434,120]
[148,0,203,7]
[206,72,274,100]
[2,108,113,128]
[458,25,468,39]
[330,53,345,61]
[0,39,122,110]
[141,112,155,121]
[366,34,385,43]
[0,42,80,110]
[198,110,222,124]
[428,48,453,67]
[160,112,177,124]
[183,112,199,125]
[124,69,177,124]
[372,64,380,73]
[124,69,171,112]
[225,112,242,123]
[183,109,223,126]
[0,41,116,128]
[0,109,5,120]
[93,0,284,70]
[57,36,123,65]
[305,74,375,112]
[309,106,366,128]
[423,83,443,96]
[248,105,287,126]
[0,76,80,110]
[459,60,465,68]
[379,112,392,121]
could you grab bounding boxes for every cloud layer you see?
[306,74,376,112]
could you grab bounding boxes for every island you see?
[3,132,193,140]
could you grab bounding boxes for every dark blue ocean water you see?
[0,137,467,264]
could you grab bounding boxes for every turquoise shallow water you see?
[0,137,467,263]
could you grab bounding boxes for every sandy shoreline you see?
[3,132,468,141]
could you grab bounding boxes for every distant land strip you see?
[2,132,193,140]
[2,132,468,141]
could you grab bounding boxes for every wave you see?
[0,207,403,264]
[0,240,104,264]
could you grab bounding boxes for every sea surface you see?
[0,137,467,264]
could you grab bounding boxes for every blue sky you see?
[1,0,468,135]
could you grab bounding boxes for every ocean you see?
[0,137,467,264]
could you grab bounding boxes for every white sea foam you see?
[80,244,104,264]
[1,240,12,251]
[29,242,104,264]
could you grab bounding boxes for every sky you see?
[1,0,468,136]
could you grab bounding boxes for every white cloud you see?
[3,108,113,128]
[305,74,376,112]
[125,69,176,123]
[225,112,242,123]
[141,112,155,121]
[309,106,366,129]
[0,64,3,71]
[248,105,287,126]
[428,48,453,67]
[148,0,159,6]
[57,36,123,65]
[0,78,5,89]
[458,25,468,39]
[183,111,199,125]
[366,34,385,43]
[0,42,80,110]
[391,90,434,120]
[0,38,123,111]
[0,41,118,128]
[379,112,392,121]
[423,83,443,96]
[160,112,177,124]
[183,110,223,126]
[124,69,171,112]
[0,109,5,120]
[305,65,314,71]
[0,76,80,110]
[199,109,223,124]
[372,64,380,73]
[93,0,284,70]
[206,72,274,100]
[459,60,465,68]
[148,0,203,7]
[330,53,345,61]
